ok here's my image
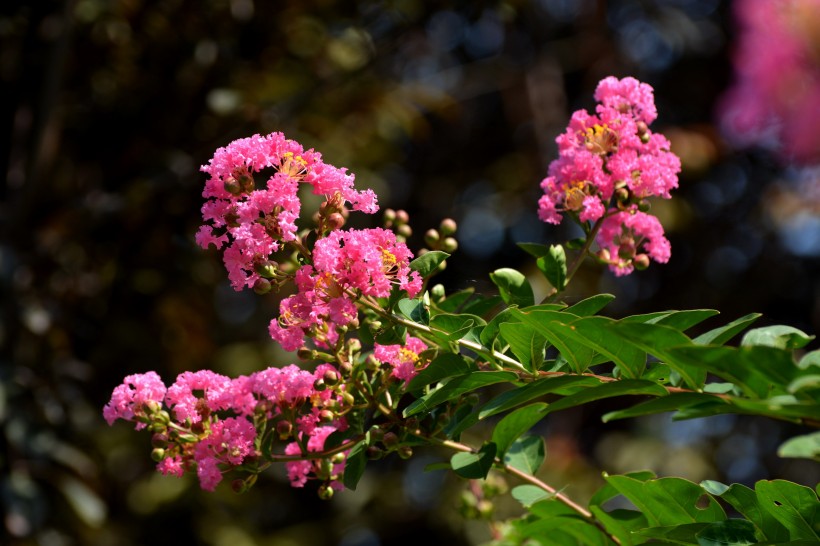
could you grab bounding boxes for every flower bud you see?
[366,446,384,460]
[615,187,630,203]
[151,448,165,462]
[276,420,292,439]
[397,224,412,238]
[347,338,362,353]
[596,248,611,263]
[431,284,446,301]
[342,391,355,406]
[238,173,255,193]
[322,369,339,386]
[297,348,314,361]
[319,409,335,423]
[253,278,272,295]
[151,433,169,448]
[636,120,648,136]
[313,378,327,391]
[395,209,409,225]
[439,218,457,236]
[369,426,385,443]
[397,446,413,459]
[254,261,279,278]
[442,237,458,253]
[327,212,345,230]
[633,253,651,270]
[424,229,440,247]
[382,432,399,449]
[383,208,396,225]
[223,177,242,195]
[638,199,651,212]
[330,452,346,464]
[318,484,334,500]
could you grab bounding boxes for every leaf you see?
[499,322,547,373]
[460,294,504,317]
[512,309,595,374]
[407,353,475,392]
[605,475,726,527]
[702,482,790,543]
[444,403,480,439]
[603,393,730,423]
[517,242,550,258]
[653,309,720,332]
[490,268,535,308]
[429,312,485,341]
[478,375,600,419]
[798,350,820,370]
[755,480,820,541]
[397,298,429,324]
[741,325,815,350]
[778,432,820,460]
[409,251,450,277]
[695,314,763,346]
[554,316,648,379]
[504,435,545,475]
[589,507,648,546]
[403,371,518,417]
[545,379,668,415]
[696,520,758,546]
[450,442,496,479]
[608,322,705,389]
[512,484,554,508]
[342,441,367,490]
[563,294,616,317]
[491,403,548,457]
[537,244,567,291]
[433,288,475,313]
[635,523,711,544]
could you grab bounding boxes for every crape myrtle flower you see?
[374,336,429,383]
[197,132,379,290]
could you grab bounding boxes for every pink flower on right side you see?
[718,0,820,164]
[539,76,681,276]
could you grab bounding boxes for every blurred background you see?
[2,0,819,544]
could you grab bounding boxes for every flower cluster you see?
[196,132,379,290]
[374,336,429,383]
[718,0,820,164]
[103,364,350,491]
[538,77,680,275]
[269,228,421,352]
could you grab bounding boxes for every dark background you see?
[2,0,818,545]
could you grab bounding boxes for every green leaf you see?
[491,403,548,457]
[703,482,789,542]
[478,375,600,419]
[407,353,475,392]
[653,309,720,332]
[545,379,668,415]
[512,309,594,374]
[553,316,648,379]
[564,293,616,317]
[429,312,485,341]
[504,435,545,475]
[694,313,763,346]
[499,322,547,373]
[444,403,480,439]
[409,251,450,277]
[605,475,726,527]
[403,371,518,417]
[511,484,554,508]
[397,298,429,325]
[450,442,497,479]
[741,325,815,350]
[608,322,705,389]
[517,242,550,258]
[603,393,730,423]
[433,288,475,313]
[636,523,711,544]
[755,480,820,541]
[490,268,535,308]
[342,441,367,490]
[589,507,648,546]
[778,432,820,460]
[798,350,820,370]
[537,244,567,291]
[460,294,504,317]
[695,520,759,546]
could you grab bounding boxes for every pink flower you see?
[594,76,658,125]
[251,364,317,407]
[191,417,257,491]
[157,455,185,478]
[165,370,233,424]
[198,132,380,290]
[103,371,167,429]
[374,336,428,383]
[596,210,671,276]
[284,426,346,488]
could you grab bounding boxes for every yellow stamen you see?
[584,124,619,155]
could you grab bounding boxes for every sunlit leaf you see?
[490,268,535,308]
[491,402,548,456]
[450,442,496,479]
[504,435,545,475]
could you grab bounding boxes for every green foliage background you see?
[1,0,817,544]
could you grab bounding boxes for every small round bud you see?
[431,283,446,300]
[341,391,355,406]
[330,452,346,464]
[151,433,169,448]
[366,446,384,460]
[442,237,458,253]
[253,278,272,295]
[151,448,165,462]
[636,121,648,136]
[238,173,254,193]
[297,348,314,361]
[318,484,334,500]
[383,208,397,223]
[231,479,246,494]
[439,218,457,236]
[382,432,399,449]
[424,229,440,247]
[322,369,339,385]
[640,132,651,144]
[276,420,293,439]
[397,224,412,238]
[369,426,385,443]
[397,446,413,459]
[477,499,494,518]
[597,248,611,263]
[313,378,327,391]
[366,354,381,371]
[633,253,651,270]
[319,409,335,423]
[638,199,651,213]
[347,338,362,352]
[254,261,279,278]
[223,177,242,195]
[615,187,630,203]
[327,212,345,230]
[395,209,409,225]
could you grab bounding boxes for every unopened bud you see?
[322,369,339,385]
[615,187,630,203]
[327,212,345,230]
[431,284,446,300]
[397,224,412,238]
[151,448,165,462]
[318,484,334,500]
[638,199,651,213]
[231,479,247,494]
[297,348,314,361]
[636,121,648,136]
[151,433,169,448]
[276,420,292,439]
[424,229,440,247]
[342,391,355,406]
[254,261,279,278]
[633,253,650,270]
[442,237,458,253]
[238,173,254,193]
[395,209,409,225]
[382,432,399,449]
[369,426,385,443]
[477,499,494,518]
[347,338,362,353]
[439,218,457,236]
[253,278,272,295]
[366,354,381,371]
[319,409,335,423]
[597,248,611,263]
[397,445,413,459]
[366,446,384,460]
[383,208,396,224]
[314,378,327,391]
[223,177,242,194]
[330,452,346,464]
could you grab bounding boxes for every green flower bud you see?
[366,446,384,460]
[253,278,272,295]
[397,445,413,459]
[439,218,457,236]
[382,432,399,449]
[318,484,334,500]
[424,229,440,247]
[395,209,409,225]
[151,448,165,462]
[633,253,651,270]
[330,452,346,464]
[397,224,412,238]
[223,177,242,195]
[442,237,458,253]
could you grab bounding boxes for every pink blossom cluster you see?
[269,228,421,351]
[719,0,820,164]
[374,336,429,383]
[196,132,379,290]
[539,77,679,275]
[104,364,349,491]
